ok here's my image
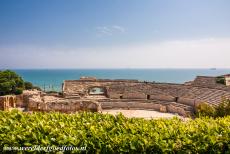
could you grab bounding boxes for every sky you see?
[0,0,230,69]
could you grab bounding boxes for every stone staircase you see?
[181,87,230,106]
[65,94,81,99]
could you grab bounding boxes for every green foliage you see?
[196,99,230,118]
[0,111,229,153]
[0,70,41,95]
[215,99,230,117]
[216,76,226,85]
[46,90,58,94]
[24,81,42,91]
[195,102,216,117]
[14,88,23,95]
[24,81,33,90]
[0,70,24,95]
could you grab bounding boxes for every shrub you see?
[14,88,23,95]
[195,102,215,117]
[46,90,58,94]
[25,82,42,91]
[215,99,230,117]
[24,81,33,90]
[216,76,226,85]
[195,99,230,118]
[0,111,230,153]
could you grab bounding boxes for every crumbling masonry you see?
[1,76,230,117]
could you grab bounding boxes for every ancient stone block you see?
[108,93,121,99]
[123,92,146,99]
[28,100,38,111]
[150,94,176,102]
[16,95,24,107]
[166,104,187,117]
[159,105,167,113]
[177,97,195,106]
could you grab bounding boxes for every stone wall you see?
[23,90,102,113]
[33,100,102,113]
[192,76,230,91]
[225,76,230,86]
[101,101,167,112]
[63,79,140,97]
[122,92,146,99]
[0,95,17,111]
[149,94,176,102]
[2,75,230,117]
[63,78,230,107]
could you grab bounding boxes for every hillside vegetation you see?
[0,70,40,96]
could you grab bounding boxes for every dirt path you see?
[102,109,182,119]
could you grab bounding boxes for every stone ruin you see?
[0,95,16,111]
[22,90,102,113]
[1,75,230,117]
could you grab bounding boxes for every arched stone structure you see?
[0,95,17,111]
[88,86,107,96]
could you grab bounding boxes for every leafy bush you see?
[25,81,41,91]
[216,76,226,85]
[0,110,229,153]
[46,90,58,94]
[24,81,33,90]
[195,102,215,117]
[195,99,230,118]
[215,99,230,117]
[14,88,23,95]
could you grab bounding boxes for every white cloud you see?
[96,26,113,36]
[1,37,230,69]
[96,25,125,37]
[112,25,125,33]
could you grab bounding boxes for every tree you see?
[24,81,33,90]
[0,70,25,95]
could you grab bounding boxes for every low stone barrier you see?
[101,102,167,112]
[166,104,187,117]
[108,93,121,99]
[28,99,102,113]
[177,97,195,107]
[150,94,176,102]
[122,92,146,99]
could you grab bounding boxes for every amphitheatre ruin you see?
[1,75,230,117]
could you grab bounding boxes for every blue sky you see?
[0,0,230,68]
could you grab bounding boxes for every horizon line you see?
[1,67,230,70]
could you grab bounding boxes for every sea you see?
[9,69,230,92]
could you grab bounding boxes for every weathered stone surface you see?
[16,95,24,108]
[166,104,187,117]
[107,93,121,99]
[177,97,195,107]
[3,75,230,117]
[150,94,176,102]
[0,95,17,111]
[62,77,230,108]
[159,105,167,113]
[123,92,146,99]
[225,75,230,86]
[101,101,166,112]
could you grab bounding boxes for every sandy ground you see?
[102,109,181,119]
